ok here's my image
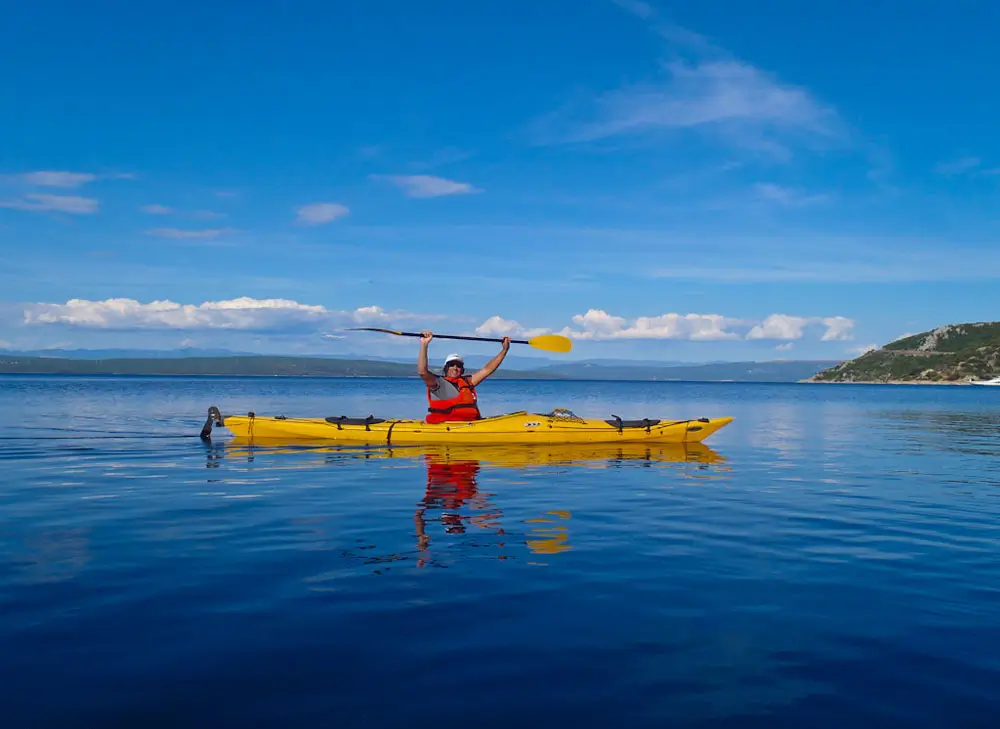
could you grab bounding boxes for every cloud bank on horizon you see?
[21,296,854,346]
[1,0,997,359]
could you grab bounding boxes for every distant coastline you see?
[0,353,840,383]
[801,379,976,385]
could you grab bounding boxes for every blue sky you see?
[1,0,998,363]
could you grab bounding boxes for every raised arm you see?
[417,330,439,388]
[469,336,511,386]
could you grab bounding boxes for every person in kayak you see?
[418,330,511,423]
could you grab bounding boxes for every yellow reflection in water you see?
[526,510,573,555]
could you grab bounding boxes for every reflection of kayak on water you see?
[202,406,732,445]
[212,437,728,568]
[222,438,727,468]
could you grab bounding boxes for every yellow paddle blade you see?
[528,334,573,353]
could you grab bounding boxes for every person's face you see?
[446,362,464,376]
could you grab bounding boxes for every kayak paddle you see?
[347,327,573,353]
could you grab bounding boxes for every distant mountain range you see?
[0,348,842,382]
[0,347,691,369]
[1,347,257,359]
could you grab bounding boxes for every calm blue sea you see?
[1,375,998,728]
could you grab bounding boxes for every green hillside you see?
[809,321,1000,383]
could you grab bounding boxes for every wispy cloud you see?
[934,156,1000,178]
[0,193,99,214]
[754,182,830,207]
[535,60,841,157]
[21,171,97,188]
[935,156,981,176]
[611,0,654,19]
[140,204,226,220]
[648,244,1000,283]
[372,174,482,198]
[531,7,843,160]
[294,202,350,225]
[140,204,173,215]
[144,227,235,239]
[10,170,134,188]
[23,297,434,332]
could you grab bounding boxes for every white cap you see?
[443,353,464,367]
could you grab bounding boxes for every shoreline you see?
[801,379,977,386]
[0,371,990,385]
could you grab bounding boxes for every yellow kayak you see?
[202,406,732,445]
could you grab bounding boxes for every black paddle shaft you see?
[347,327,529,345]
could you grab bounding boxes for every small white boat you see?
[970,376,1000,386]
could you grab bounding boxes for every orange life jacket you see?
[426,375,481,423]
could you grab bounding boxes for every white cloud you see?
[820,316,854,341]
[295,202,350,225]
[192,210,226,220]
[848,343,878,355]
[775,342,794,351]
[746,314,810,340]
[559,308,740,341]
[475,315,550,339]
[21,171,97,188]
[747,313,854,341]
[0,194,99,214]
[542,309,852,342]
[571,309,627,336]
[141,204,173,215]
[23,297,435,333]
[145,227,234,239]
[351,305,400,324]
[373,174,482,198]
[24,297,327,330]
